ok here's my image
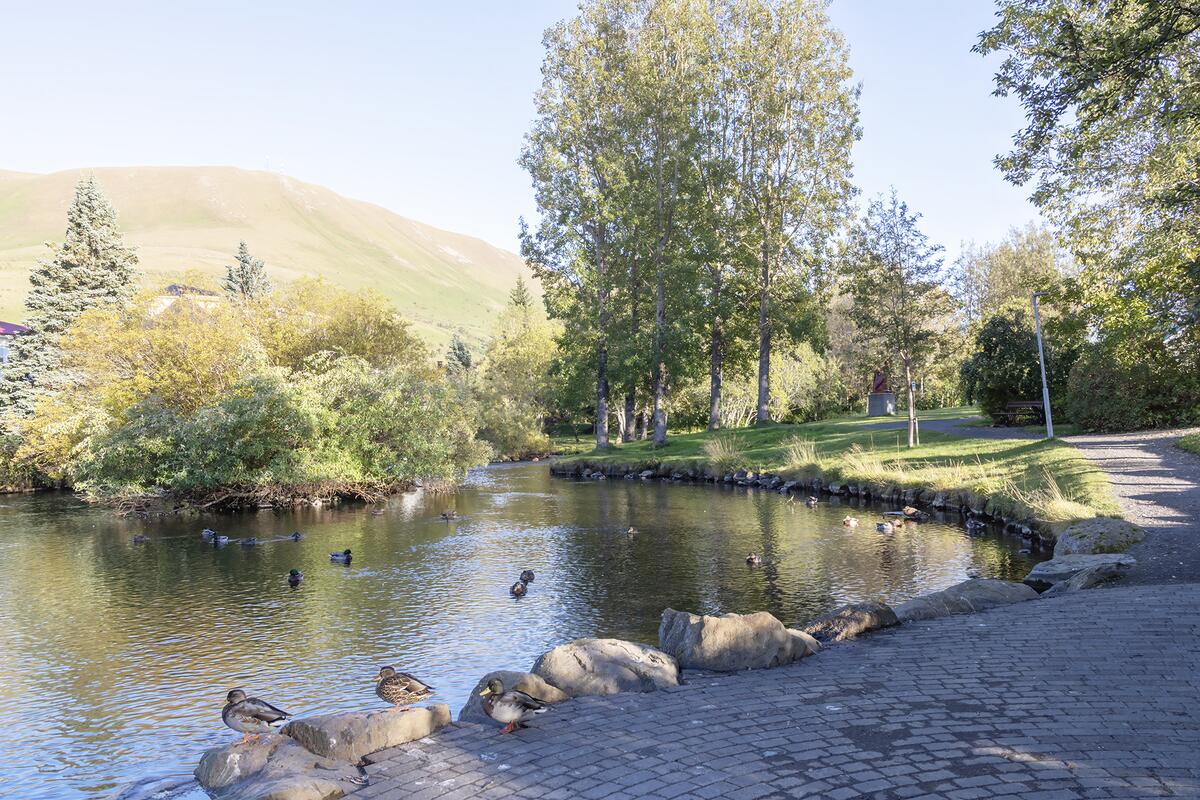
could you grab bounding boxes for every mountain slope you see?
[0,166,535,346]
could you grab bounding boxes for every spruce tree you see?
[446,335,473,372]
[1,175,137,416]
[223,241,271,300]
[509,276,533,312]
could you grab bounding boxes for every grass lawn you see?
[558,406,1119,526]
[1179,433,1200,456]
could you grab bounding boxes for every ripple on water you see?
[0,463,1043,798]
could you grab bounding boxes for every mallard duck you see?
[965,517,987,531]
[213,535,230,546]
[627,526,638,536]
[746,552,763,566]
[902,506,928,520]
[510,580,527,597]
[440,511,458,521]
[330,548,352,564]
[221,689,291,744]
[287,569,303,587]
[201,528,217,541]
[805,496,819,508]
[479,678,549,734]
[132,534,149,544]
[375,666,434,709]
[842,516,859,528]
[239,537,262,547]
[876,521,895,534]
[520,569,535,584]
[288,532,302,541]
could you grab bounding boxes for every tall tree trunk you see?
[651,265,667,446]
[622,391,636,443]
[904,354,916,448]
[755,233,772,423]
[708,270,723,431]
[595,234,611,450]
[622,255,640,443]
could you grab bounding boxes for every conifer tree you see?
[1,176,137,417]
[446,335,473,372]
[223,241,271,300]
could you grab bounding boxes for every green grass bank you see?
[555,408,1119,535]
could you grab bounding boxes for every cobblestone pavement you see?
[354,584,1200,799]
[1065,429,1200,584]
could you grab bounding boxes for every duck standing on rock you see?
[375,666,435,709]
[330,548,352,564]
[479,678,549,734]
[510,580,528,597]
[287,569,303,587]
[221,689,291,744]
[746,552,763,566]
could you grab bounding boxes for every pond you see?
[0,461,1043,799]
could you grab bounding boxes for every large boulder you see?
[1024,553,1136,591]
[802,601,899,643]
[194,734,362,800]
[894,579,1037,622]
[531,638,679,696]
[283,704,450,764]
[1041,562,1129,597]
[658,608,816,671]
[1053,518,1145,557]
[458,670,568,725]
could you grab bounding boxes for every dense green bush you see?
[961,302,1078,422]
[1066,338,1200,432]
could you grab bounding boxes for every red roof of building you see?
[0,321,30,336]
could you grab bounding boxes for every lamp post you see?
[1031,292,1054,439]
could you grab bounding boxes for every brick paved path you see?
[354,584,1200,799]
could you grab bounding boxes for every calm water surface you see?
[0,462,1043,798]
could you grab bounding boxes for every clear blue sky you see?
[0,0,1037,261]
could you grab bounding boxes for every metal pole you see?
[1031,293,1054,439]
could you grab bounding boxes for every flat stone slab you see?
[1054,517,1145,556]
[1024,553,1136,591]
[194,733,362,800]
[802,601,899,642]
[658,608,815,671]
[458,670,568,725]
[894,578,1037,622]
[532,638,678,696]
[283,704,450,764]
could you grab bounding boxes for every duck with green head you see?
[478,678,549,734]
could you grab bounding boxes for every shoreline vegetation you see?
[553,407,1120,538]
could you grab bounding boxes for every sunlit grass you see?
[1179,433,1200,456]
[558,406,1119,525]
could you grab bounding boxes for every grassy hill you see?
[0,166,536,346]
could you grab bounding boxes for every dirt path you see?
[1065,428,1200,583]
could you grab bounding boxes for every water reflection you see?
[0,462,1041,798]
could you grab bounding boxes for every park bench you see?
[993,400,1045,427]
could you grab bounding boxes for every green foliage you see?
[1066,337,1199,432]
[962,302,1079,421]
[0,176,137,416]
[1178,433,1200,456]
[16,283,489,504]
[222,241,271,300]
[476,294,560,458]
[446,335,473,373]
[953,224,1067,321]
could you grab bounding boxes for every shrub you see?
[1066,338,1200,432]
[703,433,744,473]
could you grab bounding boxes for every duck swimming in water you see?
[288,532,302,541]
[375,666,434,709]
[746,552,763,566]
[876,521,895,534]
[287,569,303,587]
[627,526,638,537]
[805,496,819,508]
[440,511,458,521]
[510,580,527,598]
[212,534,230,546]
[132,534,149,544]
[239,537,262,547]
[479,678,549,734]
[221,689,291,744]
[201,528,217,541]
[330,548,352,564]
[842,516,859,528]
[520,569,535,584]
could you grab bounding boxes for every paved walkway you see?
[1065,429,1200,584]
[354,584,1200,800]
